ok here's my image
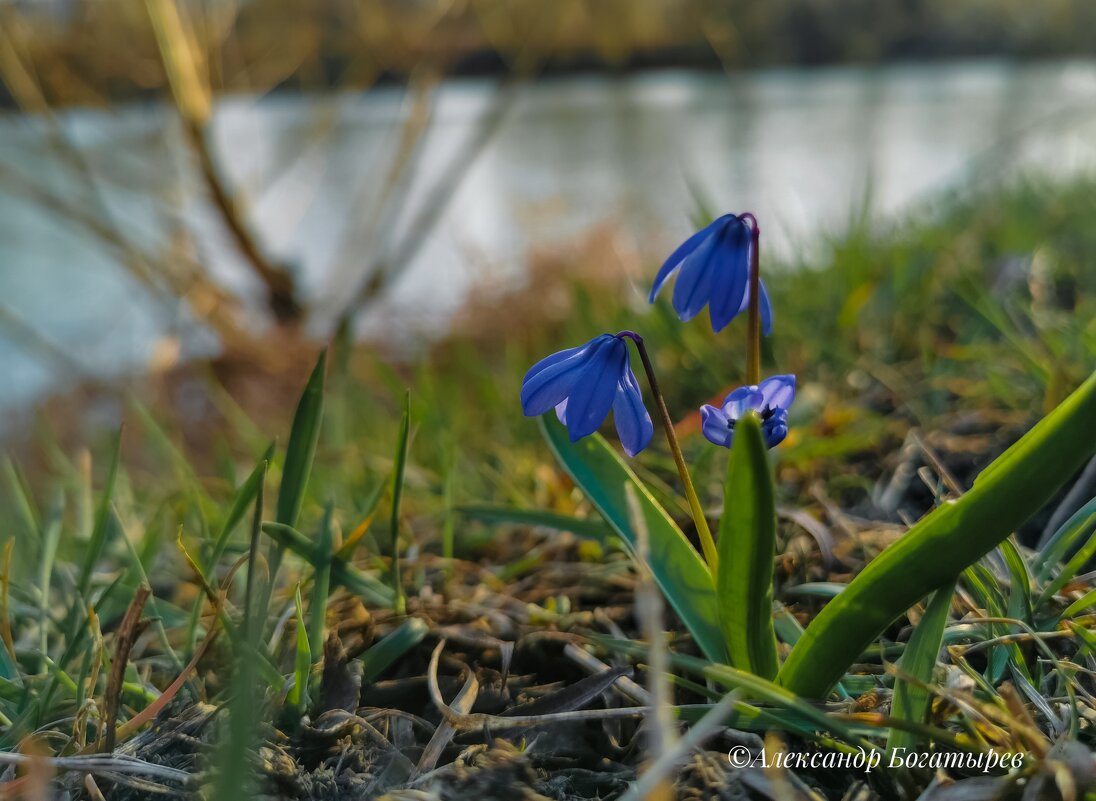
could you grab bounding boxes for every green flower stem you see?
[627,335,718,572]
[741,213,762,386]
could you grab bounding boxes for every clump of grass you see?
[0,174,1094,799]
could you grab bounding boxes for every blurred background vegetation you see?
[1,0,1095,501]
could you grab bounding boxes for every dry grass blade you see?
[619,692,740,801]
[427,640,648,732]
[414,666,479,776]
[564,644,652,705]
[627,480,676,801]
[98,585,151,753]
[0,752,191,785]
[910,432,966,497]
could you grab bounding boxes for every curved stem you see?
[741,214,762,386]
[618,332,719,572]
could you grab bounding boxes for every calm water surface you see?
[3,60,1096,415]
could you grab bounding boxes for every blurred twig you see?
[335,75,519,322]
[146,0,300,321]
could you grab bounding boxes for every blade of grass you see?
[262,351,326,624]
[359,618,429,684]
[287,585,311,716]
[36,492,63,674]
[390,391,410,614]
[717,413,779,679]
[442,435,457,570]
[2,457,41,538]
[1033,495,1096,580]
[76,427,123,599]
[887,581,953,756]
[208,445,274,570]
[308,502,334,658]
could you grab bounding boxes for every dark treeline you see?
[3,0,1096,109]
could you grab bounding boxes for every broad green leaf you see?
[594,635,878,749]
[779,370,1096,698]
[717,413,779,679]
[359,618,429,684]
[887,582,953,756]
[539,415,726,663]
[782,582,848,599]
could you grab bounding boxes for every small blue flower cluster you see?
[521,213,796,456]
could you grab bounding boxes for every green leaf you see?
[3,457,41,538]
[717,413,779,679]
[887,582,953,756]
[539,415,726,663]
[77,428,123,598]
[308,502,334,658]
[359,618,429,684]
[208,444,274,570]
[778,370,1096,698]
[287,585,311,713]
[277,351,327,530]
[390,391,410,614]
[263,351,326,623]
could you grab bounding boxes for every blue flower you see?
[700,374,795,449]
[521,334,654,456]
[649,214,773,334]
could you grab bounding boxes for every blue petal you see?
[759,278,774,336]
[649,215,734,303]
[708,219,751,332]
[722,386,764,420]
[671,229,722,322]
[735,275,774,336]
[758,374,796,411]
[564,337,628,441]
[612,363,653,457]
[700,404,733,448]
[554,398,568,425]
[762,409,789,448]
[520,335,611,417]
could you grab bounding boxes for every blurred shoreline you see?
[4,0,1096,110]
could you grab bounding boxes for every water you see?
[4,59,1096,415]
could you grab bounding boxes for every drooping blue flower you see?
[521,334,654,456]
[700,374,795,449]
[649,214,773,334]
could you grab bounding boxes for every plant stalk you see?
[742,213,762,386]
[622,333,719,572]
